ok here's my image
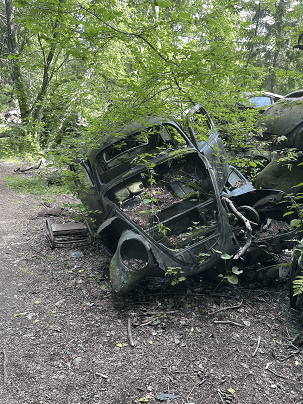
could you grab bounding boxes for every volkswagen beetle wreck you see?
[73,105,298,293]
[255,90,303,193]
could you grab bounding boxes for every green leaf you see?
[283,211,294,216]
[228,388,235,394]
[221,253,232,260]
[226,274,238,285]
[232,266,243,275]
[156,0,172,7]
[14,313,20,317]
[179,12,191,20]
[290,219,301,228]
[139,398,149,402]
[116,343,123,348]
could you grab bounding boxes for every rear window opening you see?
[95,124,187,184]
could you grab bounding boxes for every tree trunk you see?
[5,0,30,122]
[268,0,286,92]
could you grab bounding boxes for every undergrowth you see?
[5,174,71,196]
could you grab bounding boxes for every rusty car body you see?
[74,105,298,292]
[254,90,303,193]
[257,90,303,149]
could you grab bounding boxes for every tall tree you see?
[5,0,29,120]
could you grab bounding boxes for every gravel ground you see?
[1,161,303,404]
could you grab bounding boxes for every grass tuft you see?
[5,174,71,196]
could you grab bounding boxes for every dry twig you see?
[3,349,6,384]
[265,362,287,379]
[127,318,135,347]
[279,352,300,362]
[139,317,156,327]
[213,320,245,327]
[187,379,206,403]
[95,372,109,379]
[140,310,177,316]
[15,160,42,173]
[209,300,243,315]
[288,334,300,348]
[252,336,261,357]
[217,390,225,403]
[222,196,252,259]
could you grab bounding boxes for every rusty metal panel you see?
[46,219,92,248]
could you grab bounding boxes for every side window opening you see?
[190,113,211,141]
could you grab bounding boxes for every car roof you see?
[257,97,303,136]
[87,116,188,160]
[283,89,303,99]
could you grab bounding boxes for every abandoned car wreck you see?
[73,105,299,293]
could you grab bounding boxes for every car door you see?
[76,160,105,223]
[186,104,230,192]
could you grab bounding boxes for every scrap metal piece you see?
[109,230,156,293]
[46,219,92,248]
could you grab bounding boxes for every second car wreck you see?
[73,105,299,293]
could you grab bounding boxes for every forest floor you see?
[1,160,303,404]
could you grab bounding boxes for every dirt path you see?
[1,161,303,404]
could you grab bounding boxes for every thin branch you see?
[127,318,134,347]
[217,390,225,404]
[209,300,243,315]
[15,160,42,172]
[246,0,261,68]
[3,349,7,384]
[187,379,205,403]
[265,362,287,379]
[288,334,299,348]
[213,320,245,327]
[252,336,261,357]
[139,317,156,327]
[49,54,69,81]
[222,196,252,260]
[279,352,300,362]
[37,33,47,66]
[78,4,180,67]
